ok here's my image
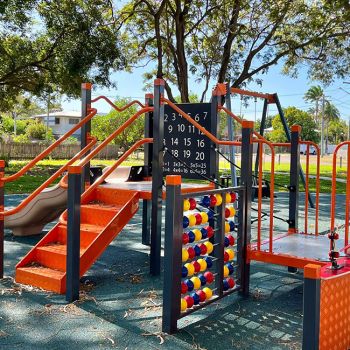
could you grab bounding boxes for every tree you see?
[0,1,125,110]
[304,85,324,125]
[26,119,50,140]
[328,119,348,144]
[267,107,320,143]
[324,101,340,152]
[119,1,350,102]
[91,98,144,150]
[255,115,274,133]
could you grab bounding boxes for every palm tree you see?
[324,101,340,153]
[304,85,324,125]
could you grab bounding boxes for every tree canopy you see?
[267,107,320,143]
[119,0,350,102]
[0,0,125,110]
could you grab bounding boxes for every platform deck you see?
[248,233,346,269]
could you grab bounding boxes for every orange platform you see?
[15,181,214,293]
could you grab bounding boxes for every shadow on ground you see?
[1,192,342,350]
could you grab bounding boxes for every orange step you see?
[16,266,65,293]
[16,187,140,293]
[35,244,86,271]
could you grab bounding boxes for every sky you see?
[61,63,350,124]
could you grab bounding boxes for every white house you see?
[32,111,82,139]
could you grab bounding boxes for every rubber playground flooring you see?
[0,192,345,350]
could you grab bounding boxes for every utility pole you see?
[46,91,50,139]
[321,94,325,157]
[341,84,350,141]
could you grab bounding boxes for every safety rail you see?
[58,106,153,192]
[331,141,350,247]
[0,137,97,217]
[82,138,153,199]
[299,141,320,236]
[253,139,275,252]
[91,95,146,110]
[161,98,241,147]
[1,108,97,183]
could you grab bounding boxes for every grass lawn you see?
[2,158,345,194]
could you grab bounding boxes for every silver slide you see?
[5,167,133,237]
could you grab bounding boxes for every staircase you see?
[15,187,140,293]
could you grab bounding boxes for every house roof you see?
[33,111,81,118]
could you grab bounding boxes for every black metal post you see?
[274,94,314,208]
[238,121,253,296]
[0,160,4,279]
[150,79,165,275]
[225,82,237,187]
[66,165,82,302]
[162,175,182,334]
[289,125,301,233]
[142,93,153,246]
[81,83,92,193]
[302,264,321,350]
[210,94,219,183]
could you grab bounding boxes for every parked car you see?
[300,144,317,155]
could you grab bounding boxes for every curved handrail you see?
[59,138,153,224]
[331,141,350,247]
[1,137,97,216]
[219,106,267,142]
[2,108,97,183]
[252,138,275,252]
[58,106,154,191]
[91,96,145,110]
[82,138,153,199]
[161,98,241,146]
[76,107,153,168]
[299,141,320,235]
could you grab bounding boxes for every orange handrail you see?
[230,87,274,102]
[91,96,145,110]
[257,141,263,250]
[82,138,153,200]
[1,137,97,216]
[253,139,275,252]
[271,143,291,147]
[219,106,273,144]
[2,108,97,183]
[300,141,320,235]
[75,107,153,170]
[161,98,241,146]
[304,144,310,234]
[331,141,350,247]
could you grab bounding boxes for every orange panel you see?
[248,249,327,269]
[319,272,350,350]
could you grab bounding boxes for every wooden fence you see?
[0,142,127,160]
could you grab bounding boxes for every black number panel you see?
[163,103,213,179]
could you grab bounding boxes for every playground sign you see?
[163,103,213,179]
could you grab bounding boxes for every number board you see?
[163,103,214,179]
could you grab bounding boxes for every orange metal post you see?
[0,160,4,278]
[257,142,263,250]
[346,146,350,246]
[304,144,310,234]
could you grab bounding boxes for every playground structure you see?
[0,79,349,349]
